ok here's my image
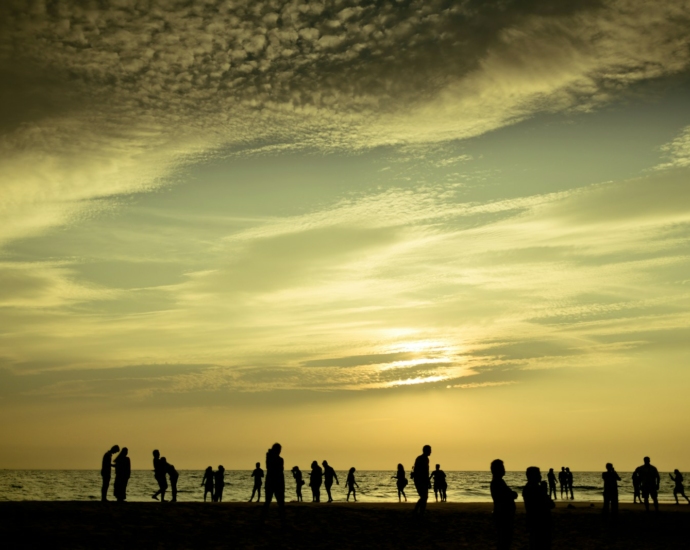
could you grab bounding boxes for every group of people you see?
[545,467,575,500]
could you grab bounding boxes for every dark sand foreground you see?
[1,501,689,549]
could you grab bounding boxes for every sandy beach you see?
[1,501,688,549]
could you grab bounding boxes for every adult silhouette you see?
[262,443,285,520]
[249,462,264,502]
[430,464,447,502]
[565,467,574,499]
[546,469,557,500]
[201,466,214,502]
[214,465,225,502]
[165,458,179,502]
[393,463,408,502]
[558,467,567,499]
[345,467,359,502]
[522,466,554,550]
[490,459,517,550]
[113,447,130,502]
[669,469,690,505]
[291,466,304,502]
[309,460,323,502]
[634,456,660,512]
[602,463,621,519]
[100,445,119,502]
[151,450,168,502]
[412,445,432,516]
[632,470,643,504]
[322,460,339,503]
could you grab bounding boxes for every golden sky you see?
[1,0,690,471]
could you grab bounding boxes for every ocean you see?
[0,469,681,503]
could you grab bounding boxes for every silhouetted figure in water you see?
[291,466,304,502]
[670,470,690,504]
[152,450,168,502]
[346,467,360,501]
[635,456,660,512]
[632,470,643,504]
[249,462,264,502]
[430,464,447,502]
[393,464,408,502]
[522,466,554,550]
[412,445,432,516]
[262,443,285,521]
[310,461,323,502]
[165,458,179,502]
[558,467,566,499]
[202,466,214,502]
[214,465,225,502]
[547,469,557,500]
[323,460,339,502]
[113,447,131,502]
[491,459,517,550]
[602,463,620,519]
[565,467,574,499]
[100,445,119,501]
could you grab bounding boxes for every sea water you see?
[0,470,681,503]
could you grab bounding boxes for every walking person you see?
[522,466,554,550]
[669,470,690,504]
[547,469,557,500]
[113,447,131,502]
[634,456,660,512]
[100,445,119,502]
[291,466,304,502]
[249,462,264,502]
[214,465,225,502]
[152,450,168,502]
[262,443,286,521]
[602,463,621,520]
[322,460,339,502]
[345,467,360,502]
[309,460,323,502]
[165,458,179,502]
[201,466,214,502]
[412,445,432,516]
[565,467,574,500]
[491,459,517,550]
[393,463,408,502]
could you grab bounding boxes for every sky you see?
[1,0,690,471]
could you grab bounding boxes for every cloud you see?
[655,125,690,170]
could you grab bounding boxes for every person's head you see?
[311,460,318,468]
[322,460,328,467]
[205,466,212,473]
[153,449,160,458]
[349,467,356,474]
[549,468,554,473]
[256,462,260,468]
[606,463,613,472]
[491,459,505,477]
[565,467,570,472]
[292,466,300,473]
[160,456,166,464]
[120,447,128,457]
[271,443,282,455]
[397,463,404,472]
[561,466,565,471]
[675,469,680,474]
[643,456,650,465]
[218,465,224,472]
[435,464,440,470]
[422,445,432,456]
[526,466,541,483]
[110,445,120,454]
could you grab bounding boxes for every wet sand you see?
[1,501,688,549]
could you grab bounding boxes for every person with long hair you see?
[113,447,131,502]
[201,466,214,502]
[393,464,408,502]
[292,466,304,502]
[309,460,323,502]
[345,467,359,502]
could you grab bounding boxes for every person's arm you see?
[656,469,661,488]
[669,473,675,481]
[335,471,339,484]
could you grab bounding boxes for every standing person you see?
[291,466,304,502]
[100,445,119,502]
[669,470,690,505]
[249,462,264,502]
[165,458,179,502]
[430,464,448,502]
[113,447,131,502]
[201,466,214,502]
[412,445,432,516]
[522,467,554,550]
[634,457,660,512]
[602,463,621,519]
[309,460,323,502]
[322,460,339,503]
[632,470,643,504]
[214,465,225,502]
[345,467,360,502]
[151,450,168,502]
[558,467,567,499]
[262,443,285,521]
[393,464,408,502]
[547,469,557,500]
[490,459,517,550]
[565,467,574,500]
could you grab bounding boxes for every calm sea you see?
[0,470,681,503]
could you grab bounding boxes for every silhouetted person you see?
[634,456,660,512]
[309,460,323,502]
[292,466,304,502]
[430,464,447,502]
[491,459,517,550]
[632,470,643,504]
[669,469,690,505]
[546,469,557,500]
[152,450,167,502]
[346,467,359,501]
[166,458,179,502]
[249,462,264,502]
[565,467,574,499]
[113,447,131,502]
[393,463,408,502]
[100,445,119,501]
[522,467,554,550]
[602,463,620,519]
[322,460,339,502]
[262,443,285,520]
[412,445,432,516]
[202,466,214,502]
[558,467,566,499]
[214,465,225,502]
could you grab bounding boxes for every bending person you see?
[322,460,339,503]
[100,445,119,502]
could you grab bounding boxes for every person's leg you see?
[603,494,610,515]
[326,482,332,502]
[171,478,178,502]
[651,490,659,512]
[353,487,357,502]
[261,485,274,520]
[612,494,618,518]
[276,488,286,520]
[642,488,650,512]
[101,474,110,501]
[674,489,680,504]
[258,484,262,502]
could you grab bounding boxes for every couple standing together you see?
[152,449,179,502]
[100,445,130,502]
